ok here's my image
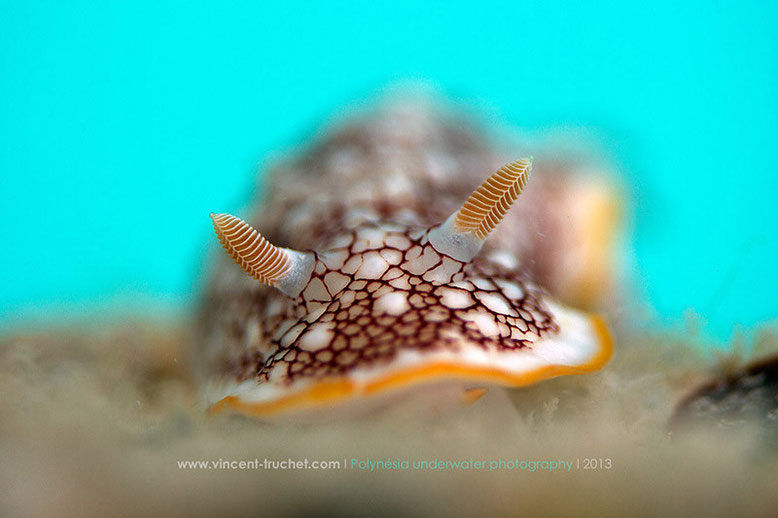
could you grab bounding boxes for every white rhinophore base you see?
[428,214,483,262]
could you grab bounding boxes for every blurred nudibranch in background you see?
[196,100,624,419]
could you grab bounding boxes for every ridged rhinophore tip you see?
[210,213,314,297]
[429,158,533,262]
[454,157,533,240]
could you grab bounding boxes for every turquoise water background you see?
[1,1,776,341]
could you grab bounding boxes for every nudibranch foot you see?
[207,312,612,419]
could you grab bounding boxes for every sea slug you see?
[195,101,620,418]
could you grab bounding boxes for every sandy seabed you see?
[1,318,776,517]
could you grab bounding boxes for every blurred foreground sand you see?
[1,320,776,517]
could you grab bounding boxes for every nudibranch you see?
[199,151,613,418]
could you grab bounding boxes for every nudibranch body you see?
[197,103,618,418]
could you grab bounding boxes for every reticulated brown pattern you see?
[227,222,559,385]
